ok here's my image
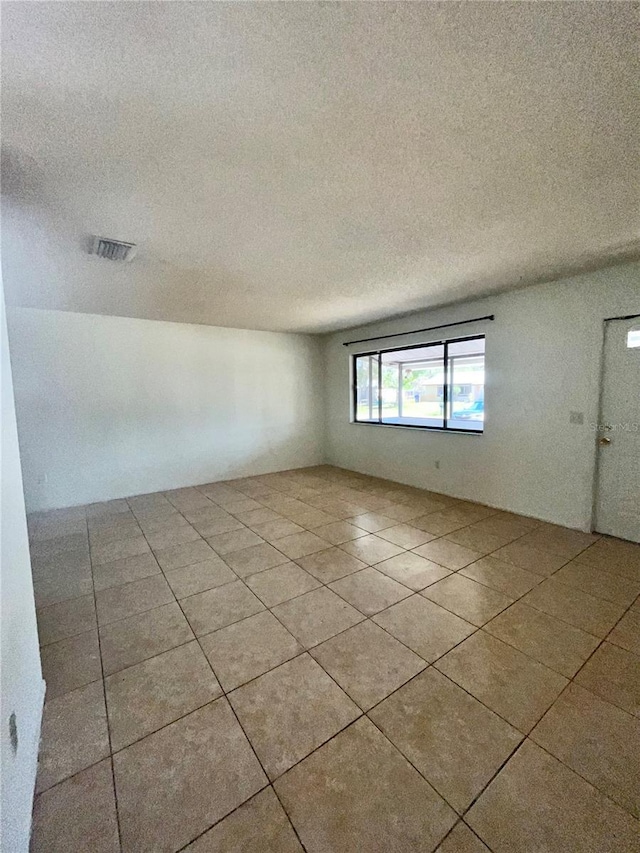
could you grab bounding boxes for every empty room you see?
[1,2,639,852]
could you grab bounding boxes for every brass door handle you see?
[599,436,612,446]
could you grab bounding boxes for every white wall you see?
[1,281,45,852]
[8,309,324,512]
[324,262,640,531]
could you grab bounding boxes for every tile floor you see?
[28,465,640,852]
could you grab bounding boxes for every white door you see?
[595,316,640,542]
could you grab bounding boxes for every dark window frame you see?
[351,334,485,434]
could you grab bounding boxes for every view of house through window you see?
[354,335,485,431]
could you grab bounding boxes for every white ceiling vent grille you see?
[90,236,137,261]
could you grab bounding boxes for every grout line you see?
[84,515,124,852]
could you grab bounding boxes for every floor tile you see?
[466,740,640,853]
[184,505,237,525]
[192,514,245,537]
[33,517,87,540]
[309,498,367,520]
[485,510,542,529]
[87,512,136,532]
[531,682,640,818]
[491,541,570,576]
[483,601,599,677]
[329,567,412,615]
[349,512,397,533]
[132,503,180,523]
[100,601,194,675]
[435,823,491,853]
[311,520,369,545]
[296,547,367,582]
[378,503,427,523]
[250,518,306,543]
[374,594,475,662]
[92,551,161,591]
[31,760,119,853]
[91,535,150,566]
[137,512,191,535]
[128,494,172,512]
[553,560,640,606]
[200,610,303,691]
[245,561,321,607]
[105,640,221,750]
[225,497,265,516]
[519,526,601,557]
[435,632,568,732]
[272,531,331,559]
[206,527,264,555]
[423,574,513,626]
[413,539,483,570]
[375,551,451,591]
[370,668,522,813]
[575,642,640,717]
[95,573,174,625]
[40,629,102,699]
[467,516,532,540]
[376,523,437,549]
[234,507,285,527]
[164,557,237,599]
[609,608,640,656]
[37,594,96,647]
[223,542,290,578]
[114,698,267,853]
[576,538,640,581]
[86,499,134,517]
[521,576,626,637]
[182,787,303,852]
[444,527,515,556]
[32,562,94,608]
[339,534,405,565]
[32,544,90,573]
[153,539,216,571]
[290,507,338,528]
[272,587,365,648]
[411,511,474,537]
[460,556,541,598]
[274,717,457,852]
[144,524,201,550]
[310,620,425,710]
[89,521,142,547]
[31,534,89,560]
[36,681,109,793]
[181,580,264,636]
[229,654,360,779]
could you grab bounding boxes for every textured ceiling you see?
[2,2,639,333]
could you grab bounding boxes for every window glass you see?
[380,344,445,428]
[353,336,484,432]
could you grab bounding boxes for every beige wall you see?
[324,262,640,531]
[8,309,325,511]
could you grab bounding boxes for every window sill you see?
[351,421,483,435]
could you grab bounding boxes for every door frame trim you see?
[592,314,640,536]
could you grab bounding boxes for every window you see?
[627,329,640,349]
[353,335,485,432]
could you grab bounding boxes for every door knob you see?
[599,436,612,446]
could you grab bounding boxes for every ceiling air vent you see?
[90,236,137,261]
